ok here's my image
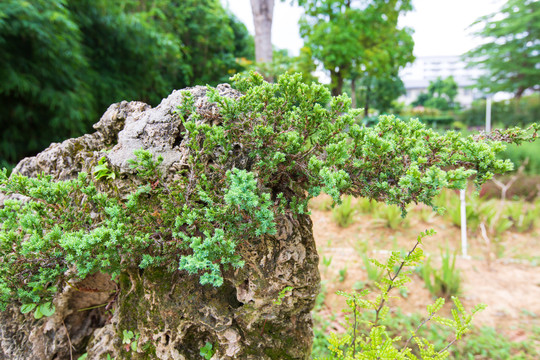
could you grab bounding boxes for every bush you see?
[497,140,540,175]
[459,94,540,128]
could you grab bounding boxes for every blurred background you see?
[1,1,539,358]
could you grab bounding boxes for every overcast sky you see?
[221,0,506,57]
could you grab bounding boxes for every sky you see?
[221,0,506,57]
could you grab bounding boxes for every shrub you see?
[0,71,536,312]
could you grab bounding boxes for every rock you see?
[0,85,320,359]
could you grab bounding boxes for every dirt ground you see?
[309,195,540,343]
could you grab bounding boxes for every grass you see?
[332,196,356,228]
[372,203,409,229]
[419,249,461,299]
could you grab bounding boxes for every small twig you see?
[352,297,357,356]
[62,319,74,360]
[372,239,421,326]
[439,338,458,354]
[77,303,108,312]
[402,312,435,350]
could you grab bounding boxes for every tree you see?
[253,46,318,82]
[250,0,275,63]
[413,76,459,110]
[465,0,540,98]
[0,0,252,168]
[347,73,406,114]
[298,0,414,97]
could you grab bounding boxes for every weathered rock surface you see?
[0,85,320,359]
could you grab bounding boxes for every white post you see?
[460,189,468,258]
[486,97,492,132]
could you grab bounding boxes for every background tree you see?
[254,46,318,82]
[413,76,459,111]
[297,0,414,98]
[250,0,275,63]
[0,0,252,168]
[465,0,540,98]
[346,73,405,115]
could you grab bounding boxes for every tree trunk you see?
[330,69,344,97]
[351,76,357,108]
[251,0,274,63]
[0,85,321,360]
[364,78,372,117]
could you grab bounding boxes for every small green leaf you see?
[34,307,44,319]
[38,302,55,317]
[21,303,37,314]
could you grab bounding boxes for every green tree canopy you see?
[413,76,459,111]
[465,0,540,98]
[297,0,414,99]
[0,0,252,168]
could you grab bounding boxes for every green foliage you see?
[459,94,540,129]
[332,196,356,228]
[0,0,252,167]
[0,72,534,309]
[420,250,462,299]
[339,267,348,283]
[361,254,383,285]
[413,76,459,111]
[372,204,410,230]
[298,0,414,97]
[93,157,116,181]
[314,310,540,359]
[122,329,140,352]
[273,286,293,305]
[465,0,540,97]
[498,138,540,175]
[251,47,319,84]
[200,342,215,360]
[321,230,485,359]
[347,74,407,114]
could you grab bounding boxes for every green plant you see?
[322,255,333,268]
[355,197,376,214]
[361,254,383,285]
[322,230,485,359]
[21,301,55,319]
[420,249,461,299]
[122,329,139,352]
[372,204,409,230]
[273,286,293,305]
[93,157,116,181]
[0,72,535,311]
[506,200,539,232]
[200,342,215,359]
[332,196,356,228]
[339,267,348,283]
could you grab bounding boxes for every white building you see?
[399,55,485,108]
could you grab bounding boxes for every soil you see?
[310,195,540,343]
